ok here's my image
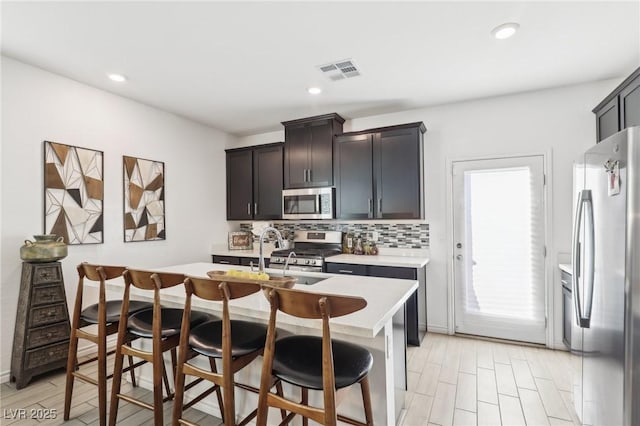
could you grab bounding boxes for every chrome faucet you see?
[258,227,284,273]
[283,252,297,276]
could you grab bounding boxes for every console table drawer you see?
[26,323,70,349]
[25,341,69,370]
[32,265,62,285]
[29,303,67,327]
[31,284,65,306]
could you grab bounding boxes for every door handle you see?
[572,189,593,328]
[583,191,595,325]
[456,254,463,260]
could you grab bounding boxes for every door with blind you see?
[452,156,546,344]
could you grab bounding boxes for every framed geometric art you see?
[123,155,165,242]
[44,141,104,244]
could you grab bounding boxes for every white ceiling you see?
[2,1,639,136]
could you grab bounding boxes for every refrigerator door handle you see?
[582,190,595,327]
[572,190,586,327]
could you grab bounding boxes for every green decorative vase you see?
[20,234,68,263]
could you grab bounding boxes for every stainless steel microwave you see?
[282,187,334,220]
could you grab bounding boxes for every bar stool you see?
[173,275,286,426]
[63,263,152,425]
[109,269,213,426]
[256,287,374,426]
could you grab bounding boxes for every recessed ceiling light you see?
[307,87,322,95]
[491,22,520,40]
[107,73,127,83]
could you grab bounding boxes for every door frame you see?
[445,151,554,347]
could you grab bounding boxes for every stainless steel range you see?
[269,230,342,272]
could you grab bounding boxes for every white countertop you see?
[559,263,572,274]
[210,244,274,258]
[107,262,417,339]
[212,244,430,269]
[326,253,430,268]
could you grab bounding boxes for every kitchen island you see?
[97,262,417,425]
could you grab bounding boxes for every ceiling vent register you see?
[318,59,361,81]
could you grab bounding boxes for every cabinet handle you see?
[368,199,373,215]
[254,203,258,215]
[308,169,312,182]
[247,203,251,215]
[378,198,382,214]
[339,269,353,274]
[218,260,230,264]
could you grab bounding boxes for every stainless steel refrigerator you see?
[572,126,640,426]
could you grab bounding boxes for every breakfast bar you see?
[96,262,418,425]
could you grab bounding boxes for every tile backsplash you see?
[238,222,429,249]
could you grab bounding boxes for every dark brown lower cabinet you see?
[211,255,268,268]
[326,262,426,346]
[561,270,572,349]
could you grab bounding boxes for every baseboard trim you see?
[426,325,450,334]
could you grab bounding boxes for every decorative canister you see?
[20,234,68,263]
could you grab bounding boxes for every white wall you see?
[0,57,235,379]
[237,79,621,346]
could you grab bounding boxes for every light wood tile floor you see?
[0,333,579,425]
[402,334,581,426]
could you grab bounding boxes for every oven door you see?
[282,188,333,219]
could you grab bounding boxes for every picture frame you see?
[228,231,253,250]
[123,155,166,242]
[44,141,104,244]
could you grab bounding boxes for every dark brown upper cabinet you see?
[334,122,426,220]
[593,67,640,142]
[226,143,283,220]
[282,113,344,188]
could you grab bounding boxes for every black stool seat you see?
[128,308,212,338]
[272,336,373,390]
[189,320,268,359]
[80,300,152,324]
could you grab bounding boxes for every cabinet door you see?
[284,124,310,189]
[596,97,620,142]
[325,263,367,276]
[253,144,283,219]
[334,133,374,219]
[620,74,640,130]
[308,120,334,187]
[374,128,422,219]
[226,149,253,220]
[212,255,241,265]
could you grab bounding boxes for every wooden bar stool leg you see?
[108,346,125,426]
[276,381,287,420]
[161,353,172,399]
[171,351,187,426]
[127,355,137,387]
[360,376,373,426]
[63,326,79,420]
[301,387,309,426]
[209,358,225,423]
[97,329,107,426]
